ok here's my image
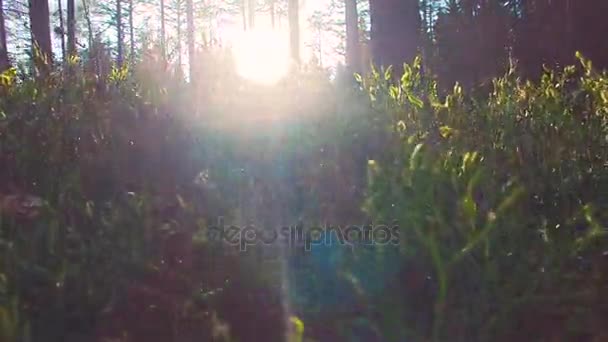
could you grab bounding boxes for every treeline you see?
[431,0,608,88]
[3,0,608,86]
[367,0,608,87]
[0,0,298,78]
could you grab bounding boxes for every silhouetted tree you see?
[173,0,183,68]
[513,0,608,77]
[67,0,76,57]
[82,0,93,49]
[434,0,510,88]
[0,0,9,71]
[29,0,53,72]
[116,0,123,64]
[128,0,134,62]
[56,0,65,60]
[369,0,420,72]
[428,0,608,87]
[186,0,193,79]
[160,0,166,60]
[345,0,360,73]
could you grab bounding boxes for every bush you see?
[0,54,286,341]
[1,51,607,342]
[362,56,608,341]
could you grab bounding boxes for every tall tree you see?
[116,0,123,65]
[129,0,134,62]
[57,0,66,60]
[67,0,76,57]
[0,0,9,71]
[419,0,441,39]
[307,10,325,66]
[425,0,608,86]
[241,0,247,30]
[345,0,360,72]
[570,0,608,68]
[513,0,608,77]
[29,0,53,70]
[369,0,419,71]
[434,1,510,88]
[175,0,182,68]
[269,0,275,29]
[160,0,166,60]
[247,0,255,29]
[82,0,93,49]
[186,0,194,79]
[288,0,299,64]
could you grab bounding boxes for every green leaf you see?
[439,125,453,138]
[454,185,524,262]
[288,316,304,342]
[384,65,393,81]
[397,120,406,132]
[410,143,424,170]
[462,195,477,227]
[407,93,424,109]
[389,86,399,100]
[461,152,479,173]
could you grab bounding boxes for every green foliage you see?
[0,58,240,341]
[1,51,608,341]
[362,54,608,341]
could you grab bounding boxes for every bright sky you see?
[39,0,340,83]
[219,0,332,54]
[208,0,342,82]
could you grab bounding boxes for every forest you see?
[1,0,608,341]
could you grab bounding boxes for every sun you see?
[230,29,291,85]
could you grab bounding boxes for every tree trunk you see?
[116,0,123,65]
[345,0,360,73]
[0,0,10,71]
[57,0,66,61]
[67,0,76,57]
[369,0,420,72]
[29,0,53,72]
[270,0,275,29]
[82,0,93,49]
[186,0,194,80]
[241,0,247,31]
[129,0,134,62]
[160,0,166,60]
[461,0,474,19]
[176,0,182,69]
[317,26,322,66]
[288,0,299,64]
[247,0,255,29]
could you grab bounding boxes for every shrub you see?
[362,56,608,341]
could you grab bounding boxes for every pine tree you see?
[369,0,419,71]
[345,0,360,72]
[0,0,10,71]
[29,0,53,72]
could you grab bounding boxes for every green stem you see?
[427,233,448,342]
